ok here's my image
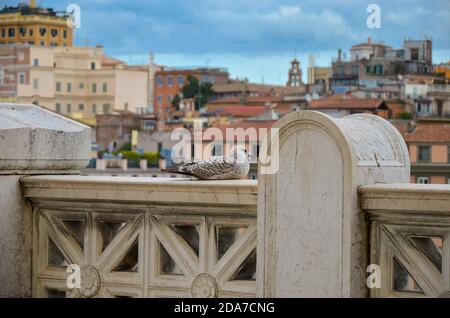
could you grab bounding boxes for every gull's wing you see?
[179,155,237,179]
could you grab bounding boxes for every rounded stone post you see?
[0,103,90,297]
[257,111,410,298]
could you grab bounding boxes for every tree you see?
[181,75,214,111]
[172,94,181,111]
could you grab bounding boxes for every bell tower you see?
[287,58,303,87]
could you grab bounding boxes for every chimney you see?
[338,49,342,62]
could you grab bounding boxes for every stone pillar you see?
[0,103,90,297]
[257,111,410,298]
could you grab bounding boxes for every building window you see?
[418,145,431,162]
[410,48,419,61]
[102,83,107,93]
[40,41,45,46]
[79,83,84,90]
[177,75,184,86]
[39,27,46,36]
[29,29,33,36]
[18,72,25,85]
[103,104,110,114]
[337,65,344,76]
[167,75,174,87]
[63,30,67,39]
[157,95,163,107]
[78,104,84,111]
[67,104,71,113]
[91,62,96,70]
[1,28,5,38]
[67,83,72,93]
[33,78,39,90]
[55,103,61,113]
[156,76,163,86]
[92,83,97,93]
[417,177,429,184]
[351,65,359,75]
[33,59,39,66]
[92,104,96,113]
[56,82,61,92]
[167,95,172,104]
[8,28,15,38]
[51,29,58,37]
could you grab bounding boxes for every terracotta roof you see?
[394,122,450,143]
[101,55,124,66]
[208,96,283,106]
[207,105,269,117]
[207,120,277,141]
[309,95,386,110]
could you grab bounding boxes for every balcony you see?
[21,176,257,298]
[428,84,450,95]
[1,103,450,298]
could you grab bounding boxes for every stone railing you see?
[360,183,450,298]
[2,103,449,298]
[20,176,257,298]
[428,84,450,94]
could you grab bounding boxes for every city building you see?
[308,93,390,118]
[330,37,435,93]
[307,64,331,92]
[95,112,141,151]
[0,44,151,117]
[394,119,450,184]
[0,0,73,47]
[153,66,229,117]
[211,80,306,102]
[403,38,433,74]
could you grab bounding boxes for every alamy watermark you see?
[366,4,381,29]
[67,4,81,29]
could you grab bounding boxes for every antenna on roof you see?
[261,63,265,85]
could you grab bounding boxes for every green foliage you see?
[117,142,132,152]
[119,151,141,161]
[172,94,182,111]
[114,151,161,166]
[181,75,214,110]
[396,111,413,120]
[139,152,161,166]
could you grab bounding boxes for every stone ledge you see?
[359,183,450,213]
[21,175,258,208]
[0,103,90,173]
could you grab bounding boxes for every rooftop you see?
[0,2,69,18]
[394,121,450,143]
[309,94,387,110]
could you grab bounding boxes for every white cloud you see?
[196,5,356,43]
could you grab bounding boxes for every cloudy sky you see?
[9,0,450,84]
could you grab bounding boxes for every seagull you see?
[162,146,253,180]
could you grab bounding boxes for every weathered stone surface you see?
[257,111,410,298]
[0,103,90,174]
[0,103,91,297]
[0,176,32,297]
